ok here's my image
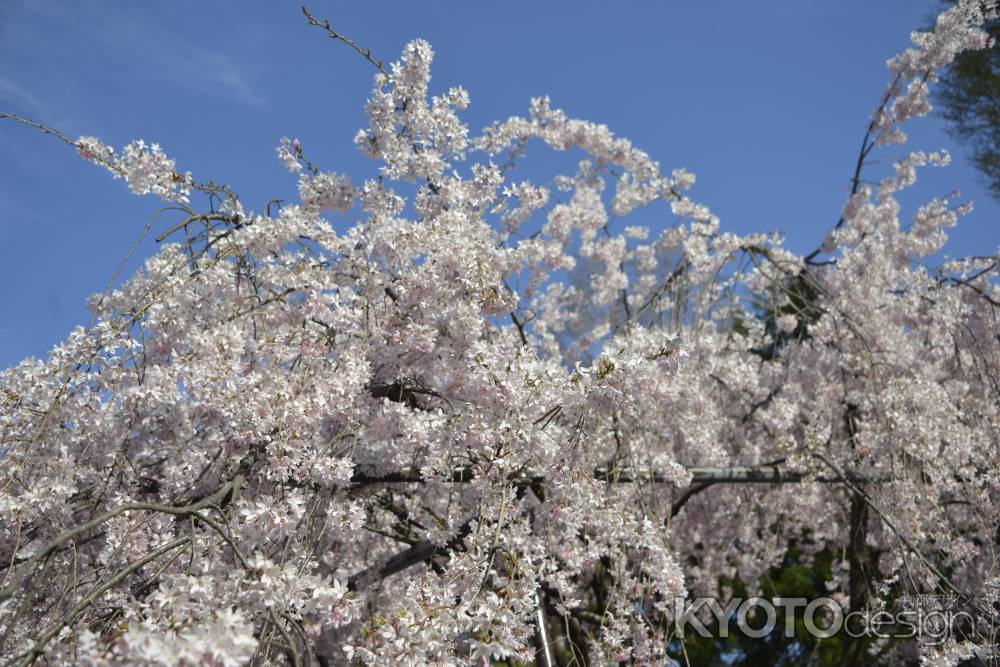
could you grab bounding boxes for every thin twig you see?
[0,112,77,148]
[0,481,236,604]
[301,6,390,79]
[813,451,999,625]
[10,536,190,667]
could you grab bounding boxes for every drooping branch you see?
[0,438,265,604]
[10,536,191,667]
[0,481,237,605]
[814,451,1000,626]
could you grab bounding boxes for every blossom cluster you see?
[77,136,194,203]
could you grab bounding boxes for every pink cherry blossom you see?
[1,2,998,665]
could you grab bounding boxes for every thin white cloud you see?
[0,77,44,114]
[162,38,265,108]
[24,1,266,109]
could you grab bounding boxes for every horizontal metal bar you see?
[350,464,882,486]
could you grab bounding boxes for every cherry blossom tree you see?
[1,2,999,665]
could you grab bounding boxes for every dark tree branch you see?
[347,515,477,591]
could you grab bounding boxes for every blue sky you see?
[1,1,997,369]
